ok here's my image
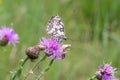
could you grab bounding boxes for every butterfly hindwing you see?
[46,16,66,42]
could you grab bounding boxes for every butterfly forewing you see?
[46,16,66,42]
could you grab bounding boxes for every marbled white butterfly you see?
[46,16,67,42]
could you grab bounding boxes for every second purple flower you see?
[96,64,116,80]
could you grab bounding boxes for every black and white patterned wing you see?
[46,16,66,42]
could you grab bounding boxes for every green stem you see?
[24,55,47,80]
[10,57,29,80]
[88,75,96,80]
[36,59,54,80]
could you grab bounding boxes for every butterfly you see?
[46,16,67,42]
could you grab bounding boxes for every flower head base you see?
[40,37,67,60]
[0,26,19,46]
[26,45,46,60]
[0,36,8,46]
[26,46,40,59]
[96,64,116,80]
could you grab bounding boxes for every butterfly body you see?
[46,16,66,42]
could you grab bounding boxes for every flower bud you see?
[37,45,46,50]
[62,44,71,52]
[0,37,8,46]
[26,46,41,59]
[26,45,46,59]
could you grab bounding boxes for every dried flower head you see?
[96,64,116,80]
[26,45,46,59]
[26,46,40,59]
[40,37,69,60]
[0,26,19,46]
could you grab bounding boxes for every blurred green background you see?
[0,0,120,80]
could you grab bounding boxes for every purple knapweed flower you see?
[96,64,116,80]
[40,37,66,60]
[0,26,19,46]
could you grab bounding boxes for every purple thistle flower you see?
[0,26,19,46]
[102,64,115,75]
[96,64,116,80]
[40,37,65,60]
[102,74,112,80]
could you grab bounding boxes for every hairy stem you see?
[24,55,47,80]
[10,57,29,80]
[36,59,54,80]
